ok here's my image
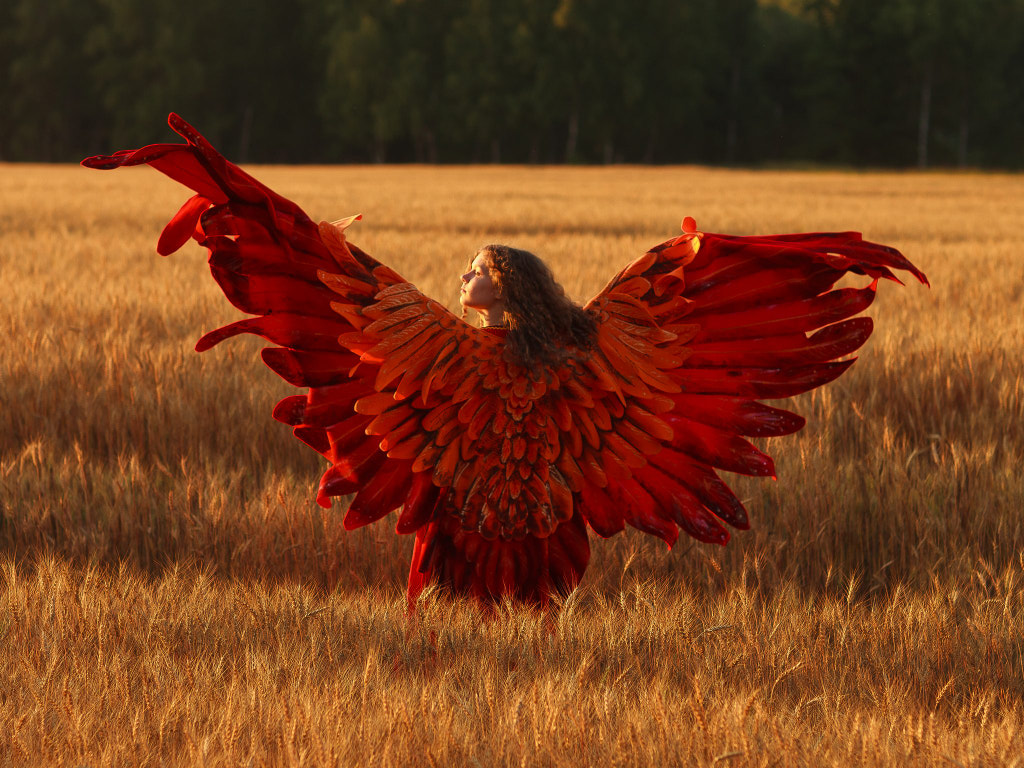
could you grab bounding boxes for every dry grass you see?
[1,161,1022,766]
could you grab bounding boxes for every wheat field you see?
[1,161,1022,766]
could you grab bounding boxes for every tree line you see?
[3,0,1022,167]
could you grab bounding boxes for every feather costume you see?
[83,115,927,604]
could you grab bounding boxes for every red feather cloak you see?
[83,115,928,605]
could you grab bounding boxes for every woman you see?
[83,114,927,606]
[406,245,601,604]
[460,244,596,360]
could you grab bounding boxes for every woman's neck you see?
[477,303,506,328]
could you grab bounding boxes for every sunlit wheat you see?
[1,162,1022,766]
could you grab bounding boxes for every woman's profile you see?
[83,114,928,605]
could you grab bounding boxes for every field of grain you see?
[2,160,1022,766]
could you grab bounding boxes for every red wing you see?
[576,218,928,547]
[82,114,586,550]
[82,114,505,535]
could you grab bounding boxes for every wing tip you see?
[329,213,363,229]
[272,395,307,426]
[167,112,196,141]
[81,155,110,169]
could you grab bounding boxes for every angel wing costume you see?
[83,115,927,604]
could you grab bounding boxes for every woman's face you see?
[460,251,501,311]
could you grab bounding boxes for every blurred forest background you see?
[3,0,1023,167]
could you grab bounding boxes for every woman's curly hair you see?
[465,244,597,367]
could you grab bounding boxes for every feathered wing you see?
[81,114,596,599]
[570,216,928,547]
[83,116,528,529]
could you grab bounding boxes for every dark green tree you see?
[3,0,104,160]
[2,0,1022,166]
